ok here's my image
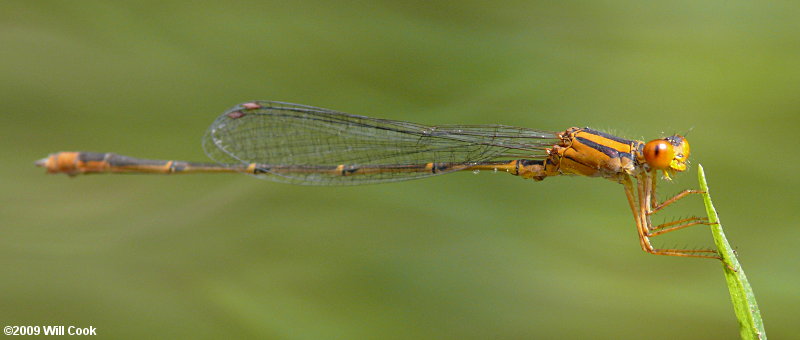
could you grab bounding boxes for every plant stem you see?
[697,164,766,340]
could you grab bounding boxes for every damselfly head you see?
[643,135,690,178]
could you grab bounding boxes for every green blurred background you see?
[2,1,798,339]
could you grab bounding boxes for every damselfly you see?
[37,100,717,260]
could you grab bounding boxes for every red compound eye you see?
[643,139,674,170]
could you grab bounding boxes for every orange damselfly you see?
[36,100,717,260]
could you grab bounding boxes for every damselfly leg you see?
[624,172,719,259]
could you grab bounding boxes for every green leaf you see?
[697,164,766,340]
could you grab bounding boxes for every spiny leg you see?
[648,189,706,215]
[645,180,715,234]
[647,216,715,236]
[634,174,721,260]
[623,176,652,254]
[646,247,735,271]
[645,248,720,259]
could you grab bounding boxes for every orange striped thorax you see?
[536,127,691,182]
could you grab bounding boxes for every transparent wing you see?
[202,101,558,185]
